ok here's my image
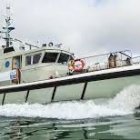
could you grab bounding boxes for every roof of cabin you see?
[0,46,73,59]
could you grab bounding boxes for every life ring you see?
[74,59,85,72]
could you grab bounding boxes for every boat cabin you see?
[0,46,74,86]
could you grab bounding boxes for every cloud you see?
[0,0,140,56]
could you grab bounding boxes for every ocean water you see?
[0,85,140,139]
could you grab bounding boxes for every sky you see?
[0,0,140,57]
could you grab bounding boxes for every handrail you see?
[132,56,140,59]
[75,50,132,60]
[72,54,134,73]
[132,56,140,64]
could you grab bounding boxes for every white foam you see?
[0,85,139,119]
[109,85,140,111]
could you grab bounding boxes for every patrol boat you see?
[0,7,140,105]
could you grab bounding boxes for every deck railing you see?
[132,56,140,65]
[72,50,140,73]
[81,58,132,72]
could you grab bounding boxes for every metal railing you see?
[81,58,133,72]
[132,56,140,65]
[73,50,140,73]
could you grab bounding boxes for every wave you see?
[0,85,140,119]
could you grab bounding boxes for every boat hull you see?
[0,65,140,105]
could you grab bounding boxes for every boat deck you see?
[71,50,140,75]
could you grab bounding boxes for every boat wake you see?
[0,85,140,119]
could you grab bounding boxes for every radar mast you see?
[0,5,15,48]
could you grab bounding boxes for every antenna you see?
[0,5,15,48]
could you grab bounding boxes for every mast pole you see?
[5,5,11,48]
[0,4,15,48]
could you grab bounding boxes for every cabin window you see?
[33,53,41,64]
[26,56,32,65]
[58,53,69,64]
[42,53,58,63]
[26,53,41,66]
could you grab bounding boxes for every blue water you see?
[0,85,140,139]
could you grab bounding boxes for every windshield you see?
[42,52,58,63]
[33,53,42,64]
[58,53,70,64]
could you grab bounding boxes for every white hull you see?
[0,64,140,105]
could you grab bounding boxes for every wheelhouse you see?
[0,46,74,85]
[23,48,74,67]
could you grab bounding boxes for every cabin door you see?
[12,56,22,84]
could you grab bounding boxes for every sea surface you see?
[0,85,140,139]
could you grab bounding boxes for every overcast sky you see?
[0,0,140,57]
